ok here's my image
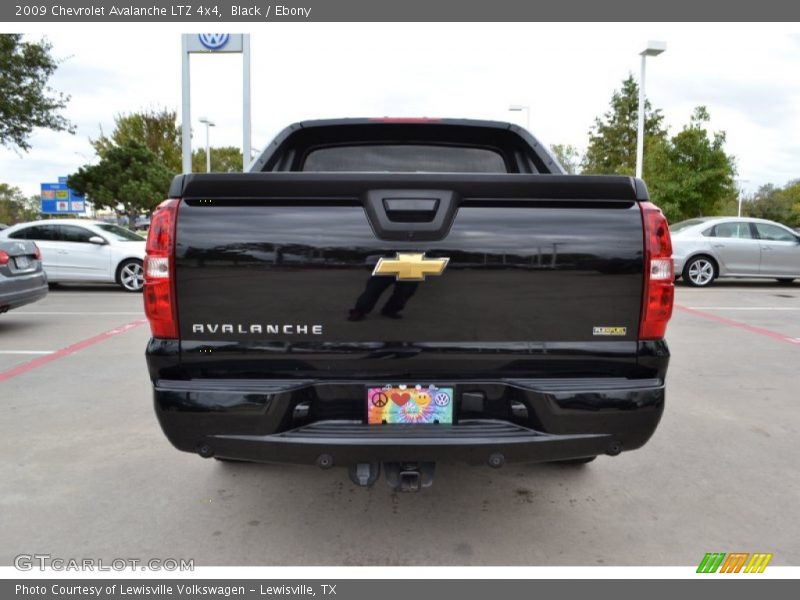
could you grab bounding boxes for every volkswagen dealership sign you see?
[185,33,243,52]
[198,33,230,49]
[181,34,251,173]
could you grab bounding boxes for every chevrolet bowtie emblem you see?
[372,253,450,281]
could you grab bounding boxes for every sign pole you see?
[181,34,192,174]
[182,34,246,173]
[242,34,251,172]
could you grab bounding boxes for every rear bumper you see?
[153,377,665,466]
[0,272,48,311]
[204,420,616,466]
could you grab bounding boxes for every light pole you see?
[636,41,666,179]
[737,180,750,217]
[508,105,530,130]
[198,117,215,173]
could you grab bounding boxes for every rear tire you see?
[777,278,795,284]
[683,256,717,287]
[117,259,144,292]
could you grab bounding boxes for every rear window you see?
[669,219,705,233]
[8,225,59,241]
[96,224,145,242]
[708,222,753,239]
[302,144,507,173]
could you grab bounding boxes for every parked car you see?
[0,219,146,292]
[0,240,48,313]
[671,217,800,287]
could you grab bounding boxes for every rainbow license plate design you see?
[367,385,453,425]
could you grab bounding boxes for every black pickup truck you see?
[144,118,674,491]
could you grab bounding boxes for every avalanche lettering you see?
[109,5,168,16]
[192,323,323,335]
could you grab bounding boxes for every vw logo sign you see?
[198,34,230,50]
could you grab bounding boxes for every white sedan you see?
[670,217,800,287]
[0,219,147,292]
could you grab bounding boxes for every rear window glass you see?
[96,224,145,242]
[709,222,753,239]
[9,225,59,241]
[669,219,705,233]
[302,144,507,173]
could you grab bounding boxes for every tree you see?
[92,108,181,173]
[549,144,581,174]
[646,107,737,223]
[745,180,800,227]
[784,181,800,227]
[0,184,40,224]
[67,143,173,223]
[91,109,244,174]
[0,34,74,151]
[582,75,666,176]
[191,145,244,173]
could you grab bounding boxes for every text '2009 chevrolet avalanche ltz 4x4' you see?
[144,118,674,492]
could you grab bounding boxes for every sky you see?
[2,22,800,197]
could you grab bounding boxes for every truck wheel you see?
[683,256,717,287]
[117,259,144,292]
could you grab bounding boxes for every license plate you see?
[15,256,30,270]
[367,385,453,425]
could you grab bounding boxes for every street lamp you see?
[635,41,666,179]
[198,117,215,173]
[737,180,751,217]
[508,105,530,130]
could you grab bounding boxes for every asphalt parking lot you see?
[1,281,799,566]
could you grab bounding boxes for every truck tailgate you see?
[171,173,647,379]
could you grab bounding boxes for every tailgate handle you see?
[382,198,439,222]
[364,190,459,242]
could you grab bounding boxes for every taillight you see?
[0,250,9,266]
[639,201,674,340]
[144,199,180,338]
[33,244,41,260]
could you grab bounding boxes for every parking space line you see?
[675,305,800,346]
[685,307,800,311]
[0,351,54,355]
[7,311,143,315]
[0,319,147,383]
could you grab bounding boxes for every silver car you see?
[0,240,48,313]
[671,217,800,287]
[0,219,146,292]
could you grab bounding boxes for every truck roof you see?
[250,117,564,174]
